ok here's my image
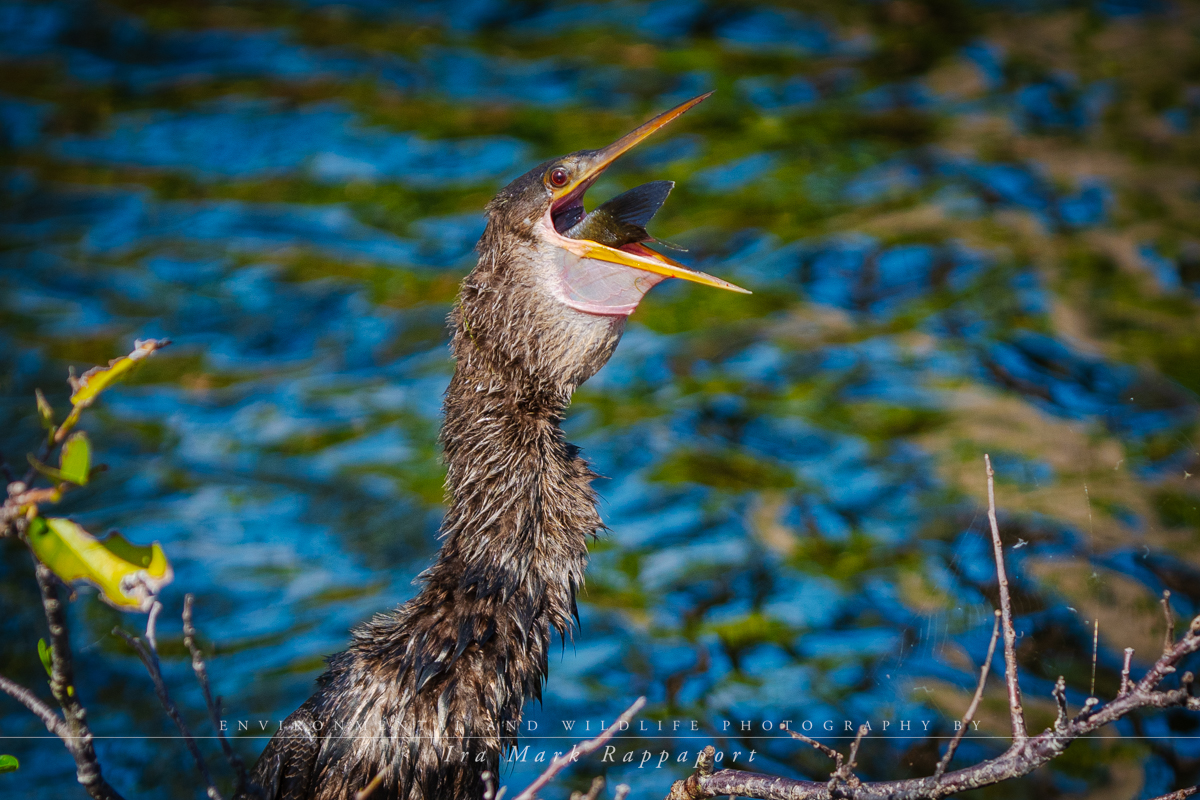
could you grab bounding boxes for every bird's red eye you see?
[549,168,570,188]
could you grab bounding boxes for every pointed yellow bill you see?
[553,92,714,203]
[547,91,750,297]
[560,237,750,294]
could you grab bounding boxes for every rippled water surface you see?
[2,0,1200,797]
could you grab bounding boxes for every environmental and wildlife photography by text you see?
[1,1,1199,799]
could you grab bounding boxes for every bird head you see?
[457,94,747,395]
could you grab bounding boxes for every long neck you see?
[429,343,599,633]
[348,322,601,717]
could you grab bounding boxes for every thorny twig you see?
[184,594,249,795]
[510,697,646,800]
[115,600,224,800]
[665,456,1200,800]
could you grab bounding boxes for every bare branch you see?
[668,630,1200,800]
[33,559,124,800]
[1147,788,1198,800]
[1162,591,1175,656]
[787,729,844,770]
[1120,648,1134,696]
[1052,676,1069,734]
[184,594,248,794]
[934,610,1001,778]
[664,463,1200,800]
[613,785,631,800]
[115,600,224,800]
[510,697,646,800]
[834,724,868,788]
[984,453,1026,743]
[0,673,69,739]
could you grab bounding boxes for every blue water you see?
[2,0,1199,797]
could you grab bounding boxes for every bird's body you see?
[242,95,743,800]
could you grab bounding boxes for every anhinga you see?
[243,94,745,800]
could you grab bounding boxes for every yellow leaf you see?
[27,517,173,612]
[70,339,169,408]
[59,432,91,486]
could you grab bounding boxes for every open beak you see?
[558,238,749,294]
[548,92,750,297]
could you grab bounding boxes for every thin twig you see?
[511,697,646,800]
[1146,788,1198,800]
[1162,590,1175,656]
[787,729,844,769]
[33,559,124,800]
[840,725,868,786]
[934,610,1001,778]
[984,454,1026,743]
[1052,675,1069,733]
[1120,648,1134,696]
[184,594,248,794]
[0,673,69,739]
[1071,696,1100,724]
[667,619,1200,799]
[664,463,1200,800]
[115,601,224,800]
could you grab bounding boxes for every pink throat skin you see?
[540,206,668,317]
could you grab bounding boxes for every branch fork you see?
[664,456,1200,800]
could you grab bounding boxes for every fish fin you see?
[598,180,674,228]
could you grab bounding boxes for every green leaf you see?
[35,389,55,432]
[37,639,52,678]
[70,339,169,408]
[59,433,91,486]
[0,755,18,773]
[26,517,173,612]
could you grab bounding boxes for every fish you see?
[563,180,681,250]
